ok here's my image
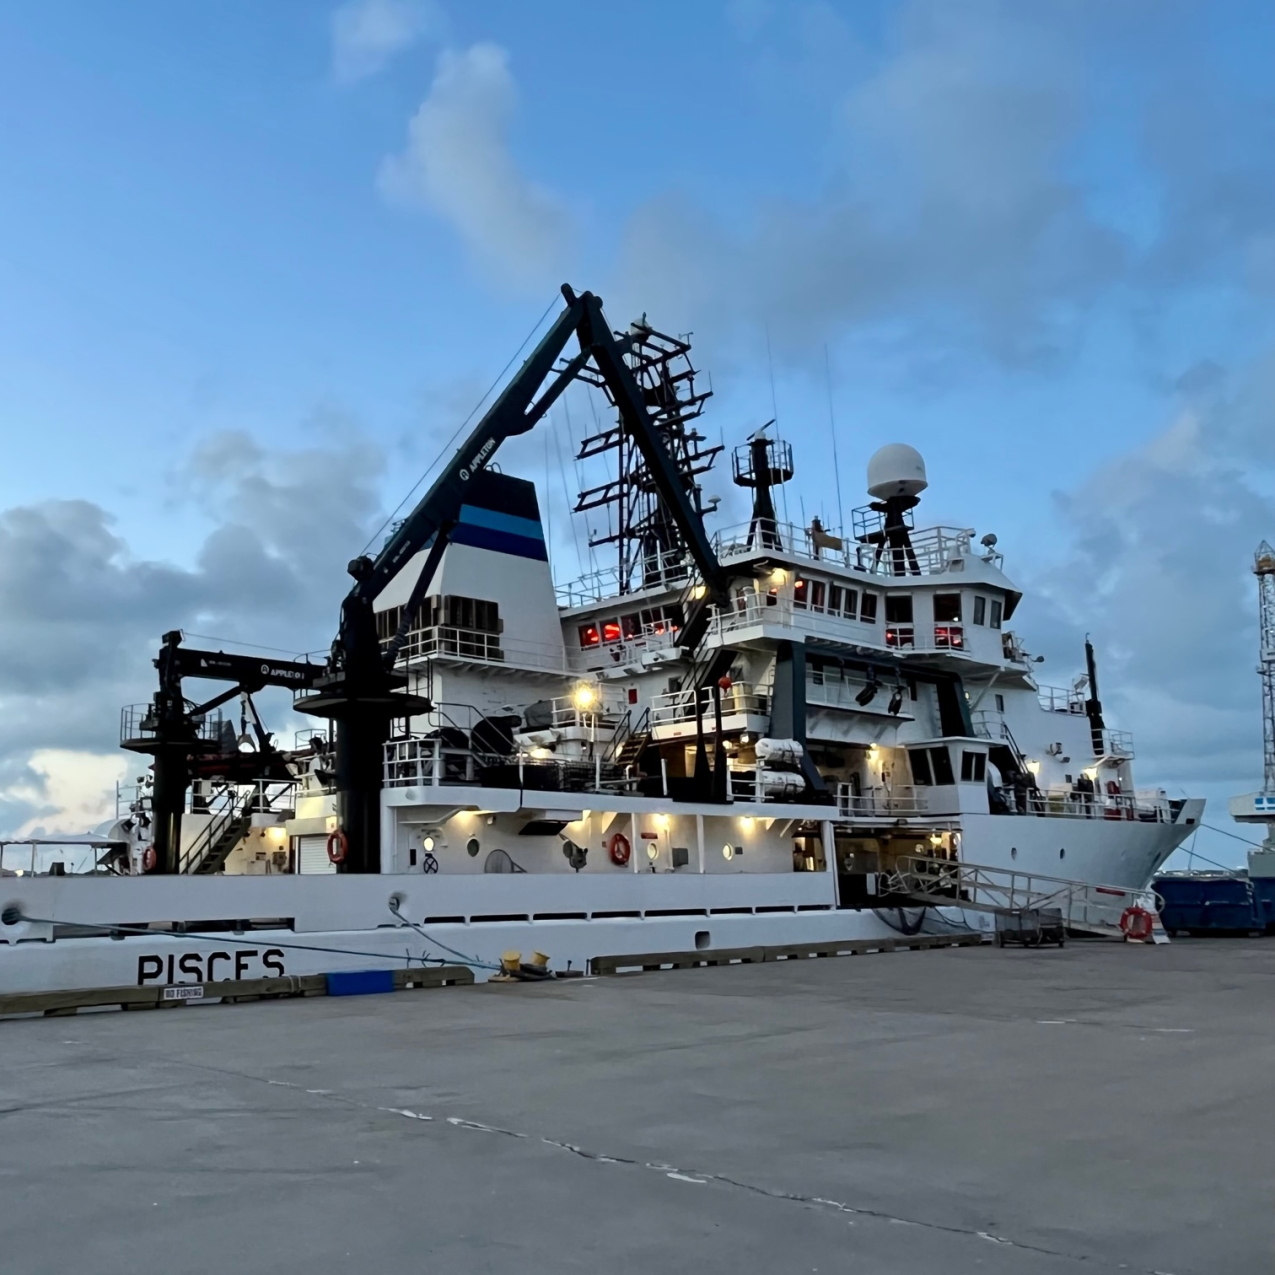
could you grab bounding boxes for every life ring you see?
[608,832,631,867]
[1120,905,1153,942]
[326,828,348,865]
[141,845,157,873]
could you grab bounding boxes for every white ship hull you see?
[0,796,1201,997]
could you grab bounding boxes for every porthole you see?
[1059,847,1066,860]
[466,837,481,857]
[722,844,734,861]
[1010,846,1017,860]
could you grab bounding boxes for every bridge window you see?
[578,623,601,649]
[929,747,956,785]
[809,580,826,611]
[934,593,961,623]
[376,606,403,642]
[794,577,808,609]
[972,596,987,626]
[960,751,987,782]
[621,614,640,640]
[859,592,878,623]
[601,619,622,644]
[909,749,933,785]
[990,599,1003,629]
[885,594,913,623]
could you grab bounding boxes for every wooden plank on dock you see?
[0,965,475,1020]
[591,931,983,977]
[591,946,764,976]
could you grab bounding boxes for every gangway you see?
[879,855,1165,941]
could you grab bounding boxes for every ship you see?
[0,286,1203,993]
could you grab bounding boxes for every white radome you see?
[867,443,928,500]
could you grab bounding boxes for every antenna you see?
[824,343,845,534]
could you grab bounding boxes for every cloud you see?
[612,1,1271,374]
[1019,345,1275,848]
[0,429,387,837]
[331,0,444,84]
[378,43,572,287]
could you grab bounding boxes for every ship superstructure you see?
[0,288,1204,994]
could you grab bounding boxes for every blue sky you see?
[1,0,1273,865]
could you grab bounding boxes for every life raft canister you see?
[326,828,348,865]
[609,832,631,867]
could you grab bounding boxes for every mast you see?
[573,319,721,593]
[1256,541,1275,796]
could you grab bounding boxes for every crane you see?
[122,631,323,874]
[1229,540,1275,855]
[295,285,735,872]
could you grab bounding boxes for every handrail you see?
[880,854,1160,936]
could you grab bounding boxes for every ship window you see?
[793,578,808,609]
[973,596,987,626]
[859,592,878,623]
[621,614,640,640]
[990,599,1003,629]
[934,593,961,623]
[809,580,826,611]
[909,749,933,786]
[960,751,987,782]
[885,595,913,623]
[929,747,956,785]
[578,623,601,649]
[842,588,858,618]
[602,619,622,644]
[641,606,681,635]
[376,606,403,642]
[828,585,843,614]
[994,693,1005,711]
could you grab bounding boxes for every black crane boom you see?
[297,284,732,873]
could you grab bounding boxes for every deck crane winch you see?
[295,285,736,873]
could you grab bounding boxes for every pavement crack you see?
[132,1057,1180,1275]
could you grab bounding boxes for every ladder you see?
[879,855,1166,940]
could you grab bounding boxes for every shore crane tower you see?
[1229,540,1275,864]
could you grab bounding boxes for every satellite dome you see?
[866,443,928,500]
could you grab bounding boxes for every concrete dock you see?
[1,940,1271,1273]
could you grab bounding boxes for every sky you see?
[0,0,1273,869]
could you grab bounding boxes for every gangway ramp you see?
[879,855,1164,940]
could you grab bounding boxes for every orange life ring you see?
[326,828,348,865]
[609,832,631,867]
[141,845,157,873]
[1120,905,1153,942]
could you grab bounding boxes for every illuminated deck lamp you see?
[573,683,598,712]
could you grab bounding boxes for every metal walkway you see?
[879,855,1165,940]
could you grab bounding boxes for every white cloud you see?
[1018,347,1275,862]
[0,429,388,838]
[331,0,444,84]
[378,43,572,287]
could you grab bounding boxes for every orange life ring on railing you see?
[609,832,631,867]
[141,845,157,873]
[1120,905,1153,942]
[327,828,348,865]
